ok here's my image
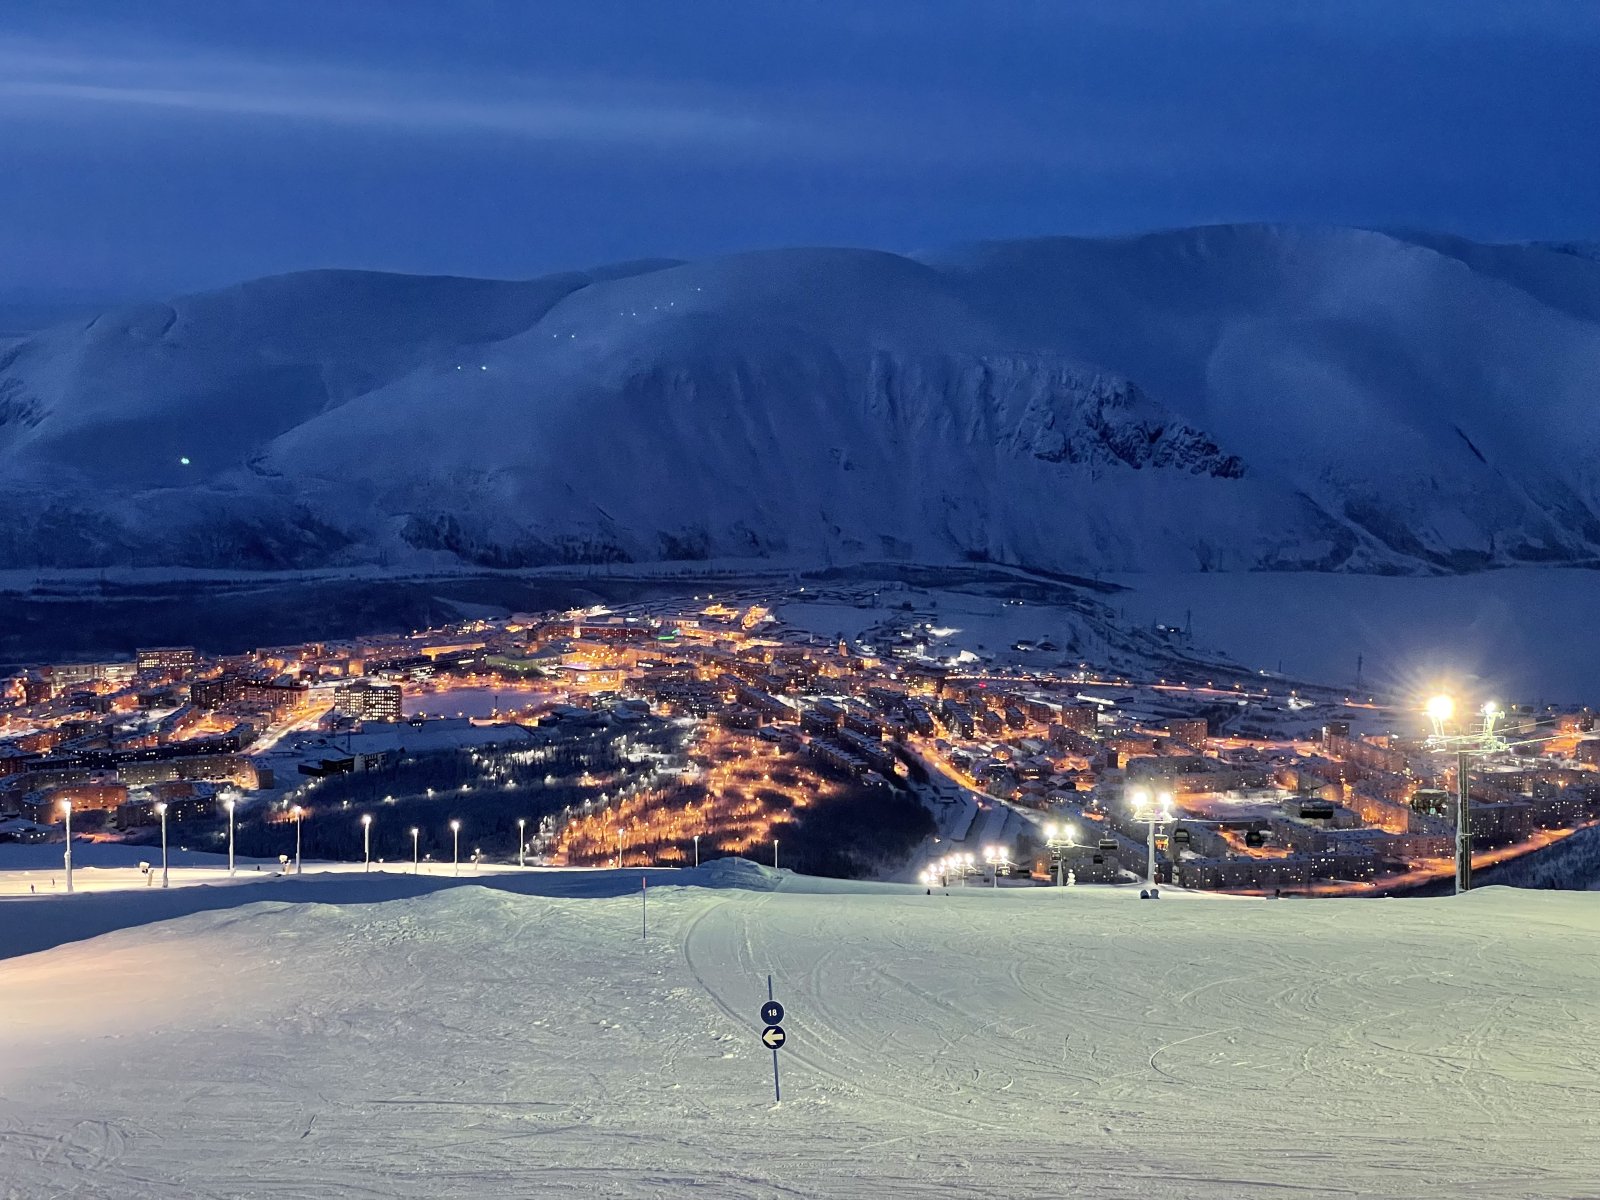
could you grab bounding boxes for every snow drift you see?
[3,226,1600,574]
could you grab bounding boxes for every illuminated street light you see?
[983,845,1012,888]
[291,805,304,875]
[410,827,420,874]
[1130,790,1174,889]
[1426,694,1455,737]
[61,800,74,895]
[1043,821,1081,888]
[156,801,170,888]
[224,796,236,877]
[451,819,461,876]
[1423,694,1514,894]
[361,813,372,873]
[518,818,526,868]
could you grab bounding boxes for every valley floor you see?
[1,870,1597,1198]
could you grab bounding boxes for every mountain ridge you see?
[3,224,1598,575]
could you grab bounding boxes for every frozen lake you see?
[1111,568,1600,705]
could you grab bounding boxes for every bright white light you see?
[1426,694,1454,724]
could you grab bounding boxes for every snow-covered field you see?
[9,226,1600,577]
[2,867,1595,1198]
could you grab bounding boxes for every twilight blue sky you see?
[3,0,1599,299]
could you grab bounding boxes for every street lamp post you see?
[410,827,420,874]
[61,800,73,895]
[518,818,526,868]
[1425,696,1506,895]
[693,833,700,869]
[774,837,780,871]
[361,813,372,873]
[291,805,303,875]
[1043,822,1080,887]
[1130,789,1173,889]
[451,820,461,876]
[983,845,1011,887]
[156,801,170,888]
[225,797,236,877]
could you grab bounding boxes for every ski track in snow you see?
[1,878,1598,1198]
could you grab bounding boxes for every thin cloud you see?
[0,37,804,152]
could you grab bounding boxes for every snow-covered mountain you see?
[3,225,1599,573]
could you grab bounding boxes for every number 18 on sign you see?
[761,976,786,1103]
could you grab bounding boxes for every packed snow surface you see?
[2,869,1597,1198]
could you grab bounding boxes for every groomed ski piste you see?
[2,857,1597,1198]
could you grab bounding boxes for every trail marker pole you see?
[642,875,648,941]
[761,976,786,1103]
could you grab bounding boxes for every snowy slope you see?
[3,226,1600,573]
[1,875,1597,1198]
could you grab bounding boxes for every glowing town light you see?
[61,800,74,894]
[155,801,170,888]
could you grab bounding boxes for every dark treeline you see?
[766,783,935,878]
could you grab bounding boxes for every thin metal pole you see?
[642,875,648,940]
[768,974,781,1103]
[1456,749,1471,894]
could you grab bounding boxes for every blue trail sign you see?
[762,975,785,1102]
